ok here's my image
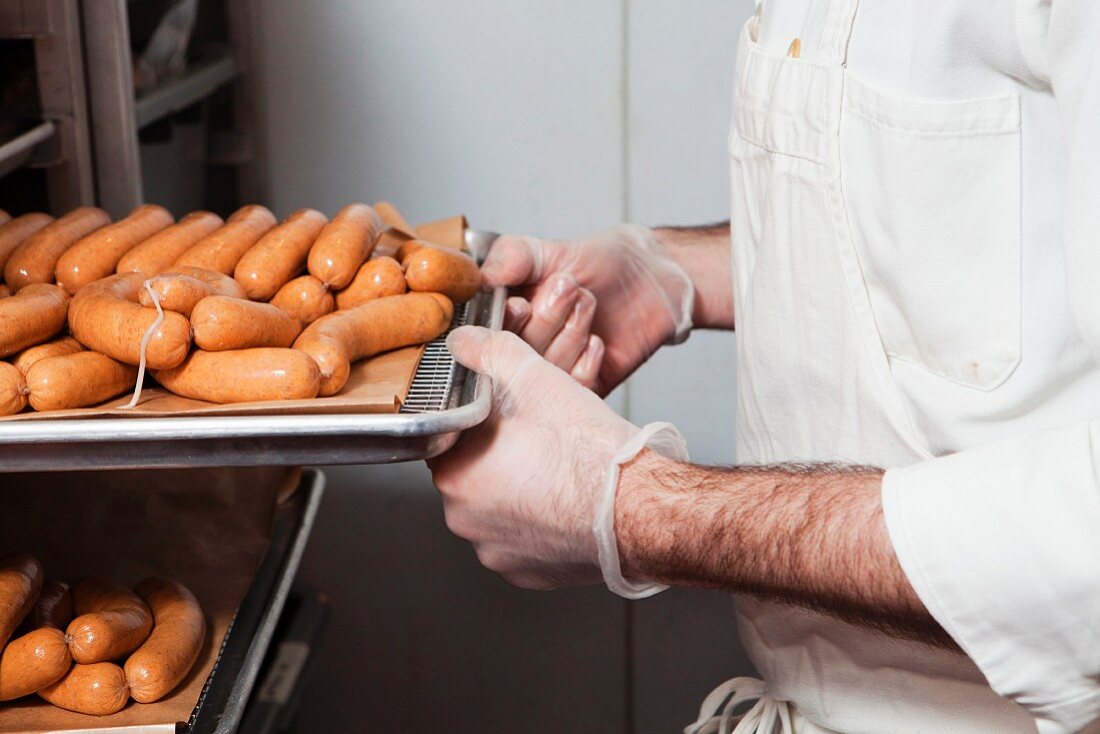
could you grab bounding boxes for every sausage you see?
[0,628,72,700]
[394,238,426,263]
[117,211,224,277]
[139,266,247,317]
[0,553,43,649]
[0,361,28,416]
[3,207,109,292]
[38,662,129,716]
[307,203,382,289]
[124,577,205,704]
[12,335,85,375]
[24,579,74,630]
[270,275,334,326]
[0,283,70,358]
[403,242,481,304]
[55,204,174,294]
[0,212,53,273]
[174,205,277,275]
[293,292,453,396]
[191,296,301,351]
[156,348,321,403]
[68,273,191,369]
[234,208,328,300]
[28,351,138,412]
[67,577,153,664]
[334,257,406,310]
[0,284,9,298]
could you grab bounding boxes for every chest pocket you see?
[839,74,1022,390]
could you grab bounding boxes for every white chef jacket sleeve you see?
[881,4,1100,734]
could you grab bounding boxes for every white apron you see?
[705,1,1042,732]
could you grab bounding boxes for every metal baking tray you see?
[0,231,503,473]
[187,469,324,734]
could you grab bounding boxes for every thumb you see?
[447,326,541,384]
[481,235,550,287]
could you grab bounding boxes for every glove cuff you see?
[594,421,689,600]
[622,224,695,346]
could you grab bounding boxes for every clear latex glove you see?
[429,325,681,592]
[482,224,694,396]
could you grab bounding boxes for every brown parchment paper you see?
[372,201,417,258]
[0,467,293,733]
[415,215,468,250]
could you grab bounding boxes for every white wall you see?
[623,5,749,731]
[252,2,755,732]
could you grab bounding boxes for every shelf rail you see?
[0,120,55,178]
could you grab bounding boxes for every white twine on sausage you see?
[123,281,164,409]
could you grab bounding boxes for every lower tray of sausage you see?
[0,467,322,732]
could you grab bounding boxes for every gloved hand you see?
[431,325,692,594]
[482,224,694,396]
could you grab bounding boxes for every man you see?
[430,1,1100,732]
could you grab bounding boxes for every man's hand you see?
[428,325,639,589]
[482,225,695,395]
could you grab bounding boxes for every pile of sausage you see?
[0,553,205,716]
[0,202,481,413]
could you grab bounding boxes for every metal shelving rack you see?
[80,0,263,219]
[0,0,95,211]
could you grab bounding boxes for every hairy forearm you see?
[616,450,955,647]
[654,223,734,330]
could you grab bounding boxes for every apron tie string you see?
[685,677,795,734]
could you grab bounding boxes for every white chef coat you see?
[724,1,1100,733]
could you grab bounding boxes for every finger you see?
[520,272,580,354]
[446,326,541,385]
[542,288,596,370]
[502,297,532,334]
[481,235,546,287]
[570,334,604,392]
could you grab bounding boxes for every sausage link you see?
[28,351,138,411]
[124,577,205,703]
[68,273,192,369]
[0,361,28,416]
[139,266,247,317]
[55,204,174,294]
[191,296,301,351]
[0,553,43,649]
[394,238,425,263]
[0,628,72,700]
[293,292,453,396]
[403,242,481,304]
[0,283,70,358]
[24,579,74,630]
[270,275,334,326]
[234,208,328,300]
[334,257,406,310]
[174,205,277,275]
[38,662,129,716]
[117,211,224,277]
[12,336,85,375]
[156,348,321,403]
[307,203,382,289]
[0,212,53,273]
[67,577,153,664]
[3,207,110,292]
